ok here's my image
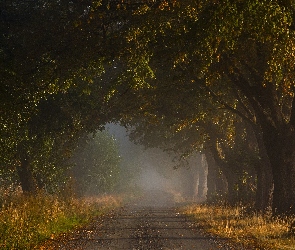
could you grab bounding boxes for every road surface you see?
[42,205,248,249]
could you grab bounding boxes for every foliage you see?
[0,0,122,193]
[1,0,295,214]
[109,0,295,214]
[71,130,121,196]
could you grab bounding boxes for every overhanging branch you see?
[199,82,254,125]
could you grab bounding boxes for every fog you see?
[106,123,208,207]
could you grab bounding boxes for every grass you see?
[182,203,295,250]
[0,190,122,249]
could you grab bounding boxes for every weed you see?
[0,191,121,249]
[182,204,295,250]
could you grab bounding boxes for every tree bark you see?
[16,155,37,193]
[215,171,228,196]
[205,150,228,202]
[221,167,238,205]
[204,150,217,201]
[230,73,294,214]
[255,165,273,211]
[207,145,238,205]
[263,126,295,214]
[251,125,273,211]
[197,154,207,199]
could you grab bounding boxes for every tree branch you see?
[199,82,254,125]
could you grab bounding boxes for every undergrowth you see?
[183,204,295,250]
[0,190,121,249]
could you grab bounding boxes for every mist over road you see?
[42,192,241,250]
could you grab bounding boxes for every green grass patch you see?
[0,192,122,249]
[182,204,295,250]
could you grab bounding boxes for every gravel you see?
[41,203,253,249]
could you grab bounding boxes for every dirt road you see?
[42,204,240,250]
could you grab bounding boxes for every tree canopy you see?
[2,0,295,214]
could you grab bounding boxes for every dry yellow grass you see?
[182,204,295,250]
[0,191,122,249]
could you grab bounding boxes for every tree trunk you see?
[207,146,238,205]
[271,149,295,215]
[255,165,273,211]
[215,171,228,196]
[252,126,273,211]
[197,154,207,199]
[205,150,218,201]
[274,155,295,214]
[180,166,196,200]
[222,167,238,205]
[16,156,37,193]
[205,150,228,202]
[262,126,295,214]
[204,151,217,201]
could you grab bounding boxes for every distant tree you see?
[71,130,120,196]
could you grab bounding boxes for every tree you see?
[71,130,120,196]
[109,0,295,214]
[2,0,295,215]
[184,0,295,214]
[0,0,125,193]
